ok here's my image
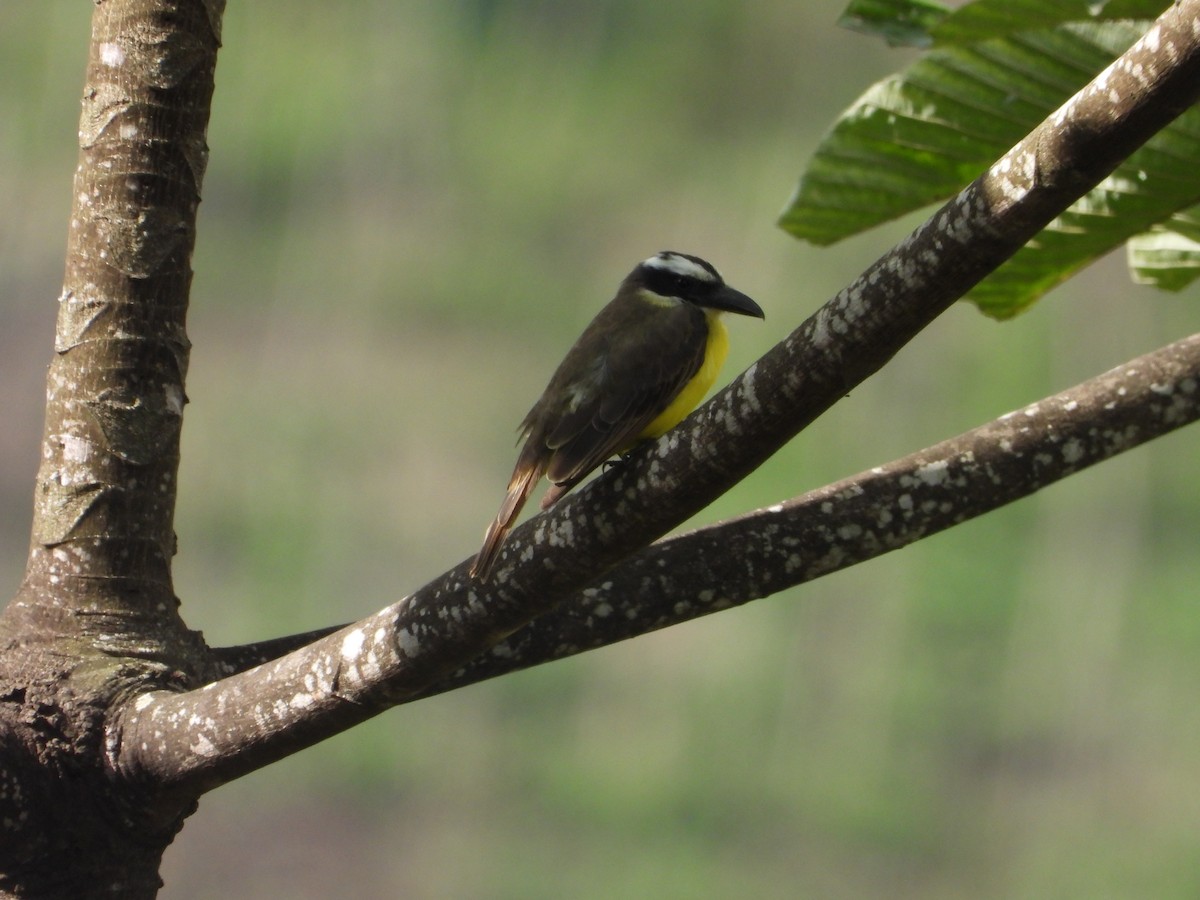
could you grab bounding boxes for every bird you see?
[470,250,764,579]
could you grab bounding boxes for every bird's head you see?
[629,251,764,319]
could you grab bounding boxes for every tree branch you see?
[214,325,1200,689]
[419,331,1200,697]
[210,627,341,676]
[110,1,1200,799]
[1,0,219,669]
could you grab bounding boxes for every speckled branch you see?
[215,330,1200,691]
[419,332,1200,696]
[111,3,1200,799]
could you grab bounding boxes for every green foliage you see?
[930,0,1169,44]
[1129,217,1200,290]
[780,0,1200,317]
[838,0,949,47]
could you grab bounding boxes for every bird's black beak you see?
[707,284,765,319]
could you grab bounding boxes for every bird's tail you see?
[470,459,545,580]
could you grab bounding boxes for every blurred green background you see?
[2,3,1199,898]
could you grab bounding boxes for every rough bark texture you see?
[0,1,221,896]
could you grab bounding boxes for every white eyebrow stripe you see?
[642,252,719,282]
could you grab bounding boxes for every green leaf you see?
[779,24,1143,245]
[837,0,950,48]
[780,16,1200,317]
[1128,214,1200,292]
[970,108,1200,317]
[933,0,1170,45]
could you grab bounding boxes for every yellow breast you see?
[639,309,729,440]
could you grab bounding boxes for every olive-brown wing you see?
[542,299,707,488]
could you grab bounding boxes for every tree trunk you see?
[0,1,221,895]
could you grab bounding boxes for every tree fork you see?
[0,2,222,896]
